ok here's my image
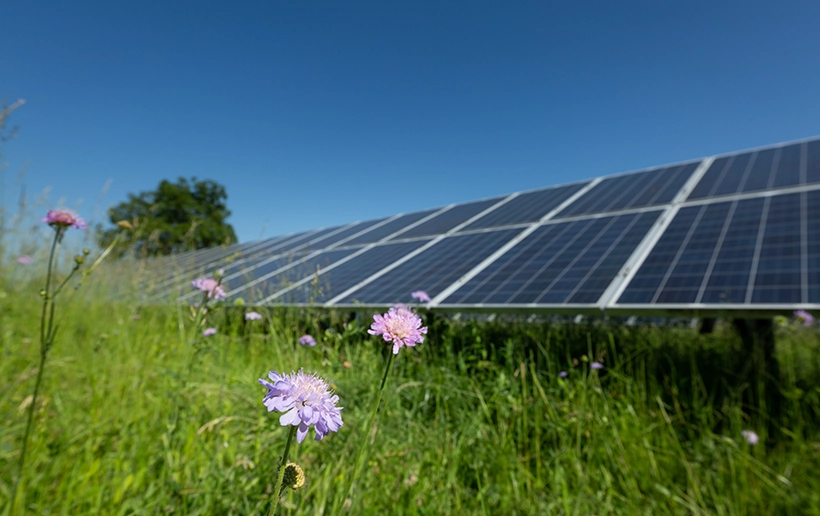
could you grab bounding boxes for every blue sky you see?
[3,1,820,244]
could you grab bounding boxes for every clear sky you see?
[3,1,820,244]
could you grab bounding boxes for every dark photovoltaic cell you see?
[697,199,766,304]
[444,211,659,305]
[226,248,362,302]
[617,204,718,304]
[337,229,521,305]
[808,190,820,302]
[619,192,806,305]
[554,163,698,219]
[395,198,502,239]
[750,194,801,303]
[342,210,438,247]
[459,183,588,231]
[688,141,820,200]
[272,240,430,304]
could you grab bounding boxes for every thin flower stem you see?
[10,343,48,513]
[50,263,81,299]
[11,229,60,513]
[268,425,297,516]
[342,351,396,514]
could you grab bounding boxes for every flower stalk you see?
[344,350,395,511]
[268,425,297,516]
[12,219,86,512]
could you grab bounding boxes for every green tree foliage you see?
[98,177,237,257]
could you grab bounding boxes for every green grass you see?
[1,276,820,514]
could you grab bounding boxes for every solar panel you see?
[224,247,363,303]
[615,190,811,306]
[140,135,820,315]
[459,182,588,231]
[688,140,820,201]
[267,239,431,304]
[554,163,698,218]
[441,211,660,306]
[395,198,502,239]
[342,210,438,246]
[808,190,820,302]
[146,229,327,299]
[333,229,521,305]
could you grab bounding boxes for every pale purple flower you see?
[794,310,814,327]
[368,304,428,355]
[558,371,568,378]
[299,334,317,347]
[245,311,263,321]
[203,327,217,337]
[16,255,33,265]
[741,429,759,445]
[41,209,86,230]
[258,369,344,443]
[590,362,604,370]
[411,290,431,303]
[191,277,226,300]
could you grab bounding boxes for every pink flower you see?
[191,277,226,300]
[411,290,431,303]
[368,304,428,354]
[794,310,814,327]
[41,209,86,230]
[16,255,33,265]
[245,311,263,321]
[203,327,217,337]
[299,334,317,347]
[258,369,343,443]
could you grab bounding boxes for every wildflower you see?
[558,371,568,378]
[741,430,759,445]
[245,311,263,321]
[794,310,814,327]
[203,327,217,337]
[299,334,317,347]
[590,362,604,370]
[282,462,306,490]
[411,290,431,303]
[191,277,226,300]
[258,369,343,443]
[41,209,86,230]
[16,255,32,265]
[368,304,428,354]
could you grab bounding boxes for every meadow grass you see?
[1,270,820,514]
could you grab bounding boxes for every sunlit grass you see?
[1,267,820,514]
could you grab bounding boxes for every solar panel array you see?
[143,136,820,315]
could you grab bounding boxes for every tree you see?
[98,177,238,257]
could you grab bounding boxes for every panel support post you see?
[732,318,781,431]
